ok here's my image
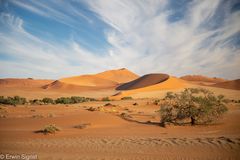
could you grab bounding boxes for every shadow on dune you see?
[116,73,169,90]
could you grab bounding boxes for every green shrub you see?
[159,88,228,127]
[55,96,96,104]
[102,97,110,101]
[0,96,5,104]
[29,99,38,104]
[0,96,95,105]
[0,96,27,105]
[42,97,54,104]
[55,97,73,104]
[70,96,95,103]
[121,97,133,100]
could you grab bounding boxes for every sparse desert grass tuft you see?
[86,107,99,112]
[133,103,138,106]
[121,97,133,100]
[120,112,132,119]
[48,113,55,118]
[74,123,91,129]
[36,124,60,134]
[32,114,44,118]
[102,97,110,101]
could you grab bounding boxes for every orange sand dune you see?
[59,75,118,87]
[42,80,94,90]
[95,68,139,83]
[42,80,116,91]
[0,78,54,88]
[116,73,169,90]
[112,76,187,99]
[46,68,138,89]
[211,79,240,90]
[180,75,227,83]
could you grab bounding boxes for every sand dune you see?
[117,73,169,90]
[112,76,187,99]
[180,75,227,83]
[42,80,103,90]
[96,68,139,83]
[59,75,118,87]
[45,68,138,89]
[0,78,53,88]
[211,79,240,90]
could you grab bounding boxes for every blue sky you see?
[0,0,239,79]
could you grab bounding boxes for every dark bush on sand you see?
[42,98,54,104]
[159,88,228,127]
[55,96,95,104]
[0,96,27,105]
[121,97,133,100]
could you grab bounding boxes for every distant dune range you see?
[0,69,240,99]
[0,78,53,88]
[211,79,240,90]
[180,75,227,83]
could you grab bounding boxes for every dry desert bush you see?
[36,124,60,134]
[159,88,228,127]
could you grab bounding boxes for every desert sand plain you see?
[0,68,240,160]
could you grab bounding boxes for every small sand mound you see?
[116,74,169,90]
[211,79,240,90]
[180,75,226,83]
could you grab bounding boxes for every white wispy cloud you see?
[85,0,240,79]
[0,0,239,79]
